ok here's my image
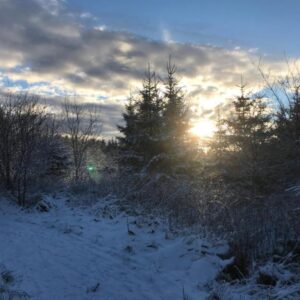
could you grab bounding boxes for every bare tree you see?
[0,93,52,205]
[63,98,101,182]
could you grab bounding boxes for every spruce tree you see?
[118,66,163,170]
[224,83,271,192]
[136,65,163,164]
[211,105,227,169]
[117,95,141,167]
[162,57,190,162]
[273,85,300,180]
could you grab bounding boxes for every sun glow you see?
[190,119,216,138]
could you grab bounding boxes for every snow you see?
[211,261,300,300]
[0,194,226,300]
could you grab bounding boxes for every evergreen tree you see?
[162,58,190,161]
[118,66,163,169]
[117,95,141,167]
[118,60,192,173]
[136,66,163,163]
[224,83,271,192]
[210,105,227,169]
[272,85,300,179]
[45,136,70,178]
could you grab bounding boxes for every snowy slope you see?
[0,195,226,300]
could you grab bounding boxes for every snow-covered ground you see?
[0,194,228,300]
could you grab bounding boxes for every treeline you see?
[118,63,300,194]
[0,59,299,276]
[1,60,299,203]
[0,95,116,205]
[0,59,299,202]
[116,60,300,276]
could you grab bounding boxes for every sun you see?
[190,119,216,138]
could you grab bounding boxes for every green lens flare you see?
[87,165,95,172]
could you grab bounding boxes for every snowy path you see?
[0,195,225,300]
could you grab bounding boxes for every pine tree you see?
[45,136,70,178]
[162,57,190,161]
[118,66,163,170]
[224,83,271,192]
[117,95,141,167]
[118,60,192,174]
[272,85,300,180]
[211,105,227,168]
[136,65,163,163]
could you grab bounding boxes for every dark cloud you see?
[0,0,278,136]
[0,0,260,83]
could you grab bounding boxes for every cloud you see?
[0,0,290,137]
[161,28,173,44]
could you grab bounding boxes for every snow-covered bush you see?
[0,93,70,205]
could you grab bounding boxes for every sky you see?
[69,0,300,56]
[0,0,298,137]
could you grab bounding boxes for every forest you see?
[0,57,299,299]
